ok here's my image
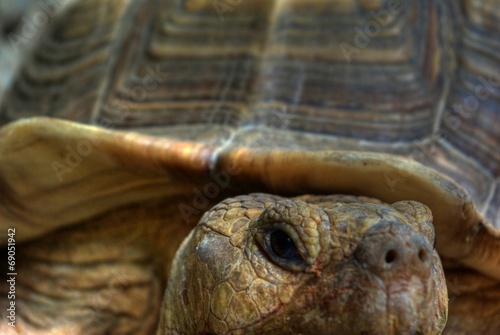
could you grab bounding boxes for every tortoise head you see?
[161,194,448,334]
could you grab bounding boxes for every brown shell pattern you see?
[0,0,499,227]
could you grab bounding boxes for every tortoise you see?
[0,0,499,334]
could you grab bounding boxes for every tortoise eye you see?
[270,230,299,260]
[255,224,308,272]
[255,228,305,271]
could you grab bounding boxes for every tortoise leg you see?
[0,198,194,335]
[443,267,500,335]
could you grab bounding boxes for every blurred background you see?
[0,0,38,103]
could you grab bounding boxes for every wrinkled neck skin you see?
[159,194,448,335]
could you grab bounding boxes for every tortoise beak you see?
[354,219,435,327]
[351,220,445,334]
[286,220,447,334]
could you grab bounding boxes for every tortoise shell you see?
[1,0,499,221]
[0,0,499,334]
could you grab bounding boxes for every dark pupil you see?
[270,230,298,259]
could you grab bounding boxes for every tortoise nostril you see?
[418,249,428,263]
[385,249,397,263]
[354,222,434,277]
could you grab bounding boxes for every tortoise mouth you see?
[272,260,445,335]
[384,280,436,334]
[352,265,441,334]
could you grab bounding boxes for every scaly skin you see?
[161,194,448,334]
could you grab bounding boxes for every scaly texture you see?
[162,193,448,334]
